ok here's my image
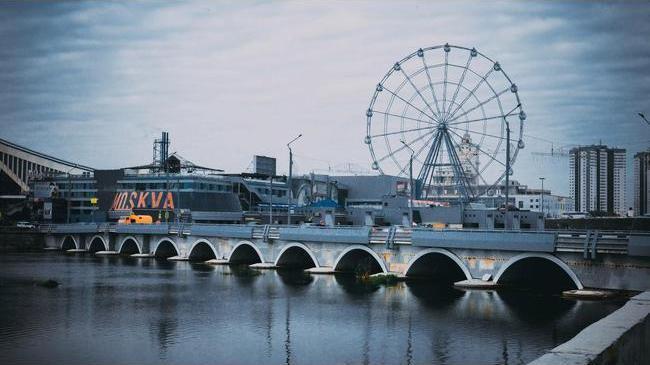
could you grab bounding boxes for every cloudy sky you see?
[1,1,649,201]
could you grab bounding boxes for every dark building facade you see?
[634,150,650,216]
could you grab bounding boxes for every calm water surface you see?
[0,253,623,365]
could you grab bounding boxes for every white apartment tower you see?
[634,150,650,216]
[569,145,626,216]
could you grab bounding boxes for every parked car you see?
[16,221,35,229]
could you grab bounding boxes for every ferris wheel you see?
[365,43,526,201]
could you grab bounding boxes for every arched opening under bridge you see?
[188,240,217,261]
[119,237,140,255]
[228,242,263,264]
[494,254,583,292]
[275,243,318,269]
[154,239,179,259]
[404,249,471,284]
[87,236,107,253]
[334,246,387,276]
[61,236,77,250]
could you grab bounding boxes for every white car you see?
[16,221,35,229]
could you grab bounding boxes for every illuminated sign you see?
[110,191,175,211]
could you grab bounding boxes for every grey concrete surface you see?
[528,292,650,365]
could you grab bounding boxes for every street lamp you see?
[539,177,545,218]
[400,140,414,226]
[286,134,302,225]
[65,164,79,224]
[504,120,511,210]
[639,112,650,125]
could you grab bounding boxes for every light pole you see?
[639,112,650,125]
[539,177,545,218]
[269,176,273,224]
[504,120,511,210]
[401,140,414,226]
[65,164,78,224]
[286,134,302,225]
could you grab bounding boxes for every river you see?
[0,252,624,365]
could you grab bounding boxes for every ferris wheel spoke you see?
[371,125,434,138]
[447,125,505,140]
[445,54,473,116]
[447,104,520,126]
[382,86,438,122]
[399,68,440,121]
[372,110,436,126]
[442,51,449,116]
[447,128,506,168]
[446,114,505,127]
[447,68,494,120]
[447,87,510,124]
[420,54,442,116]
[375,131,434,163]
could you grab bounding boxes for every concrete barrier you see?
[528,292,650,365]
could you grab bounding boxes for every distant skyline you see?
[1,1,649,204]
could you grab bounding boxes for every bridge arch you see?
[87,235,108,253]
[275,242,319,269]
[228,241,264,264]
[188,239,218,261]
[60,235,78,250]
[404,248,472,282]
[153,238,179,258]
[118,236,141,255]
[493,253,583,290]
[333,245,388,274]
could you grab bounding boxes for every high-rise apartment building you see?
[569,145,626,216]
[634,150,650,216]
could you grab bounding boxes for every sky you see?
[1,0,650,203]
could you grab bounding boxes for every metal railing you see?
[554,230,630,257]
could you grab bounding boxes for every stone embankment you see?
[528,292,650,365]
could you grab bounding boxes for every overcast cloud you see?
[1,1,649,201]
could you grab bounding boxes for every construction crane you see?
[527,134,575,159]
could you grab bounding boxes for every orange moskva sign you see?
[110,191,175,211]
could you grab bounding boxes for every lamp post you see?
[65,164,78,224]
[539,177,546,218]
[505,120,511,210]
[639,112,650,125]
[401,140,414,226]
[286,134,303,225]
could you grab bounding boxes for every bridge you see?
[0,137,93,194]
[40,223,650,292]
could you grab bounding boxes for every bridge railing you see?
[553,230,631,258]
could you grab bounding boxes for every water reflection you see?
[0,253,624,365]
[334,273,381,296]
[284,298,291,365]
